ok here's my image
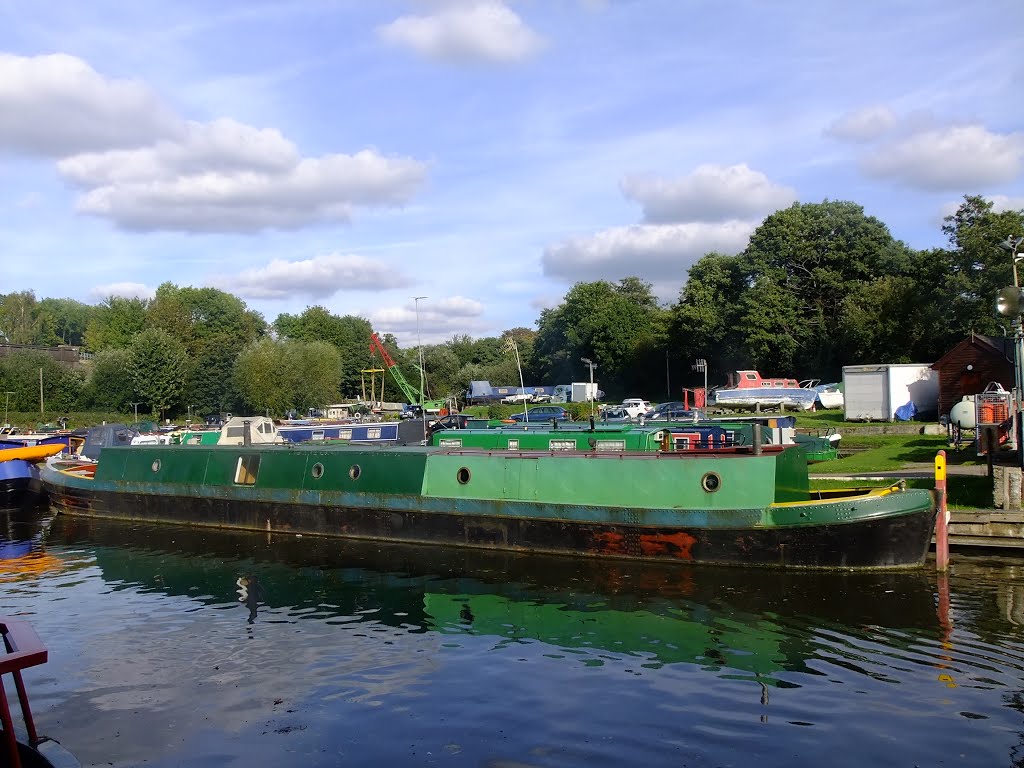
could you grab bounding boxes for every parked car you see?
[600,406,632,422]
[620,398,653,419]
[509,405,570,422]
[428,413,472,434]
[643,402,704,422]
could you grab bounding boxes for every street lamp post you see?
[580,357,597,419]
[693,358,708,409]
[3,391,13,427]
[995,235,1024,466]
[131,402,142,425]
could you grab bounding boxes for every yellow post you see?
[935,450,949,571]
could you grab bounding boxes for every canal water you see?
[3,505,1024,767]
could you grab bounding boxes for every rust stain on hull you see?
[594,530,697,560]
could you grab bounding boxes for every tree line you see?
[1,195,1022,420]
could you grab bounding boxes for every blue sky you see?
[2,0,1023,346]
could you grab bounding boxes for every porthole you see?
[701,472,721,493]
[151,459,161,473]
[457,467,471,485]
[349,464,361,480]
[311,462,324,479]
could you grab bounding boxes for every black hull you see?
[0,477,33,509]
[46,484,937,570]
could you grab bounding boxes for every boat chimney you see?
[243,419,252,446]
[589,414,595,430]
[752,423,762,455]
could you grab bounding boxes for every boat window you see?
[340,429,352,440]
[311,462,324,479]
[226,426,245,439]
[595,440,626,452]
[457,467,471,484]
[549,440,576,451]
[507,439,519,450]
[367,428,381,439]
[744,373,757,380]
[349,464,361,480]
[673,437,692,450]
[701,472,721,493]
[439,438,462,448]
[235,455,260,485]
[151,459,161,472]
[312,430,325,441]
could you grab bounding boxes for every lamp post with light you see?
[580,357,597,420]
[995,235,1024,465]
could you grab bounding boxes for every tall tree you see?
[84,296,149,352]
[737,200,913,379]
[273,307,373,398]
[935,194,1024,341]
[0,291,44,345]
[36,297,94,347]
[533,278,663,399]
[128,329,187,419]
[82,349,135,412]
[233,338,341,415]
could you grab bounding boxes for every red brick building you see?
[930,333,1015,417]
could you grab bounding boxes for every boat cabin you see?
[727,371,802,389]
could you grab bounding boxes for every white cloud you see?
[432,296,484,317]
[58,135,428,232]
[938,194,1024,221]
[364,297,488,345]
[378,1,544,64]
[862,124,1024,190]
[0,53,182,156]
[825,105,897,142]
[621,164,797,224]
[209,254,413,299]
[58,119,300,186]
[89,282,156,301]
[542,220,756,284]
[991,195,1024,213]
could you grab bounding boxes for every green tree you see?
[533,278,663,399]
[273,307,373,398]
[0,291,44,345]
[233,338,342,415]
[0,350,83,415]
[127,328,187,419]
[84,296,149,352]
[36,297,94,346]
[82,348,135,411]
[935,194,1024,341]
[736,200,913,379]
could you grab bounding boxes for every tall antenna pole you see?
[413,297,428,439]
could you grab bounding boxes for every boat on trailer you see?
[39,433,936,570]
[713,370,820,412]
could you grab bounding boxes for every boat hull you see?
[41,445,936,570]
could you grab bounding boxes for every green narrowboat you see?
[39,435,936,569]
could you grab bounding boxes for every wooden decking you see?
[947,511,1024,550]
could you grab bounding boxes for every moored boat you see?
[39,437,936,570]
[0,616,80,768]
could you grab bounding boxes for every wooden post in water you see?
[935,450,949,572]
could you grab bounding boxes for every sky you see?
[2,0,1023,347]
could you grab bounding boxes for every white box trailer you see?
[842,364,938,421]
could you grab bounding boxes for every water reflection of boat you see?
[47,515,941,685]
